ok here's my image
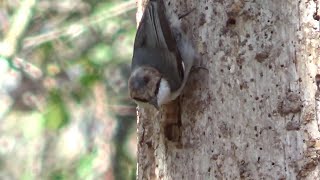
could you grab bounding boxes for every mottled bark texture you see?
[136,0,320,179]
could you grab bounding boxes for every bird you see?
[128,0,197,109]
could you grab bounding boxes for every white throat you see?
[157,79,171,106]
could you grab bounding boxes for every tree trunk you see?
[136,0,320,179]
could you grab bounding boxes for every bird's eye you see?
[143,76,150,83]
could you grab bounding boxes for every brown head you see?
[128,66,162,108]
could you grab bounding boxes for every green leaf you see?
[88,44,113,65]
[43,90,70,130]
[76,151,96,179]
[21,170,34,180]
[49,169,68,180]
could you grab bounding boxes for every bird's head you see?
[128,66,171,109]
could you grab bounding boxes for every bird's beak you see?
[150,97,159,110]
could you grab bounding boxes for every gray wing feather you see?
[132,0,183,91]
[134,1,166,48]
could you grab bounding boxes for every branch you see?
[108,105,136,116]
[0,0,37,58]
[23,0,136,49]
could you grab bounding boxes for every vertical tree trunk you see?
[136,0,320,179]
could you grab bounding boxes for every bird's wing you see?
[133,0,184,82]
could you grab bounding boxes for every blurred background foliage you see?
[0,0,137,179]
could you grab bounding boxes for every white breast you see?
[157,79,172,106]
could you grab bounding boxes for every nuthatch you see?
[128,0,196,109]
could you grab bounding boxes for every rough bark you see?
[136,0,320,179]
